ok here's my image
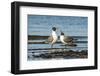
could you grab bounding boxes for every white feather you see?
[60,35,67,44]
[51,30,58,44]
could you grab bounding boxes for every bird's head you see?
[52,27,56,31]
[61,32,64,35]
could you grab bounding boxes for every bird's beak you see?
[56,27,59,31]
[60,30,62,33]
[56,27,59,30]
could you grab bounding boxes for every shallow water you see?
[28,37,88,60]
[28,37,87,50]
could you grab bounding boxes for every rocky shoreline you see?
[28,50,88,60]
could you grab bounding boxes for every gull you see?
[60,31,76,46]
[47,27,58,48]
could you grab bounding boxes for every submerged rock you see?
[29,49,88,60]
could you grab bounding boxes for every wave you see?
[28,35,87,40]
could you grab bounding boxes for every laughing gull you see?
[60,31,76,46]
[47,27,58,48]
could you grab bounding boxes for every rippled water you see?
[28,37,87,51]
[28,15,88,36]
[28,37,88,60]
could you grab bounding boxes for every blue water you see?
[28,15,88,36]
[28,37,87,51]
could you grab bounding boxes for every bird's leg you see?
[71,41,73,44]
[65,44,67,49]
[51,44,53,49]
[70,41,73,45]
[72,40,74,43]
[68,43,71,45]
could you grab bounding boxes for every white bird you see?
[47,27,58,48]
[60,32,75,46]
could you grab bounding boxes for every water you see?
[28,37,88,60]
[28,15,88,36]
[28,37,87,51]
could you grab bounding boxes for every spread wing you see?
[47,36,53,43]
[64,36,74,43]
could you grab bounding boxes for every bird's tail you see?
[73,38,78,42]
